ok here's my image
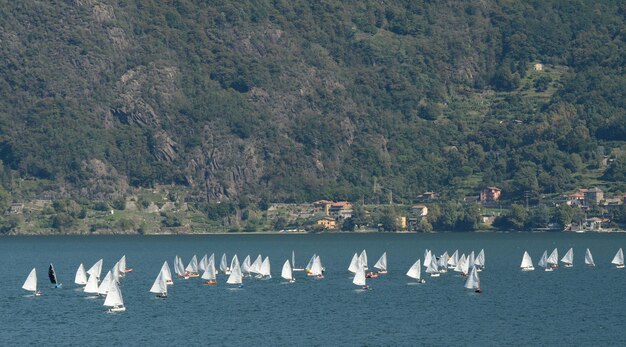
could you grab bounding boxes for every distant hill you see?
[1,0,626,205]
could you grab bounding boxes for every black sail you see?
[48,264,57,284]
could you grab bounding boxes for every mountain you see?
[1,0,625,205]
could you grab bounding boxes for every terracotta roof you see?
[411,204,427,209]
[331,201,352,207]
[486,186,501,191]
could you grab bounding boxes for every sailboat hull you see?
[521,267,535,271]
[108,306,126,313]
[616,264,625,269]
[204,281,217,285]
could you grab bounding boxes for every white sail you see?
[561,248,573,266]
[22,268,38,292]
[117,255,127,275]
[103,281,124,308]
[226,256,242,285]
[406,259,422,280]
[309,255,323,276]
[468,251,476,269]
[348,253,359,273]
[149,269,168,295]
[454,254,466,273]
[475,249,485,268]
[520,251,534,271]
[84,274,99,294]
[260,257,271,278]
[111,262,121,284]
[201,259,217,281]
[241,255,252,275]
[185,255,198,274]
[585,248,595,267]
[74,263,87,285]
[199,254,209,273]
[353,264,366,286]
[174,256,185,276]
[98,271,113,295]
[426,255,439,275]
[161,261,173,284]
[464,266,480,290]
[374,252,387,272]
[538,251,548,268]
[359,250,368,269]
[461,254,470,275]
[448,250,459,268]
[547,248,559,266]
[87,259,103,280]
[611,248,624,266]
[423,250,432,268]
[251,255,263,274]
[220,253,229,274]
[208,253,215,271]
[306,254,316,271]
[281,260,293,281]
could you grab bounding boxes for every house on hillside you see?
[9,203,24,214]
[411,204,428,218]
[329,201,353,219]
[584,187,603,205]
[417,192,437,201]
[312,200,333,215]
[480,187,501,202]
[534,63,543,71]
[316,217,336,230]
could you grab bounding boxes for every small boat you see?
[464,266,481,293]
[448,250,459,269]
[74,263,88,286]
[561,248,574,268]
[241,255,252,277]
[406,259,425,283]
[220,253,230,275]
[119,255,133,273]
[453,254,466,274]
[202,257,217,285]
[612,248,624,269]
[259,256,271,279]
[475,249,485,271]
[149,264,168,298]
[352,263,369,290]
[226,255,243,287]
[185,255,199,277]
[22,268,42,296]
[426,254,440,277]
[281,260,295,283]
[160,261,173,285]
[87,259,103,281]
[250,254,263,278]
[305,253,316,275]
[174,256,186,278]
[292,251,304,272]
[438,252,449,273]
[198,254,209,274]
[585,248,595,267]
[538,250,552,272]
[83,273,100,295]
[104,281,125,313]
[520,251,535,271]
[359,250,368,270]
[308,255,324,278]
[547,248,559,270]
[373,252,387,274]
[48,263,62,288]
[98,271,113,296]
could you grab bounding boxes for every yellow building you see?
[316,217,337,229]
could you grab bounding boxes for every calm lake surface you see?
[2,232,626,346]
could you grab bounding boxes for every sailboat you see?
[250,255,263,278]
[202,258,217,285]
[453,254,466,274]
[75,263,87,286]
[161,261,174,285]
[48,263,62,288]
[198,254,209,274]
[584,248,595,267]
[406,259,425,283]
[373,252,387,274]
[87,259,103,281]
[464,266,481,293]
[538,250,551,272]
[226,255,243,287]
[359,250,368,270]
[520,251,535,271]
[305,253,316,275]
[292,251,304,271]
[353,263,369,290]
[281,260,295,283]
[475,249,485,271]
[84,273,100,295]
[98,270,113,296]
[611,248,624,269]
[241,255,252,277]
[150,264,168,298]
[220,253,230,275]
[22,268,42,296]
[448,250,459,269]
[185,255,199,277]
[348,253,359,273]
[426,254,440,277]
[259,256,271,279]
[547,248,559,270]
[438,252,449,273]
[561,248,574,267]
[174,255,186,278]
[309,255,324,278]
[119,255,132,274]
[104,281,125,312]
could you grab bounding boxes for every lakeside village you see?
[3,186,626,235]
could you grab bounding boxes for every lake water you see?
[2,232,626,346]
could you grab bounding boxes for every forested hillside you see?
[1,0,626,206]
